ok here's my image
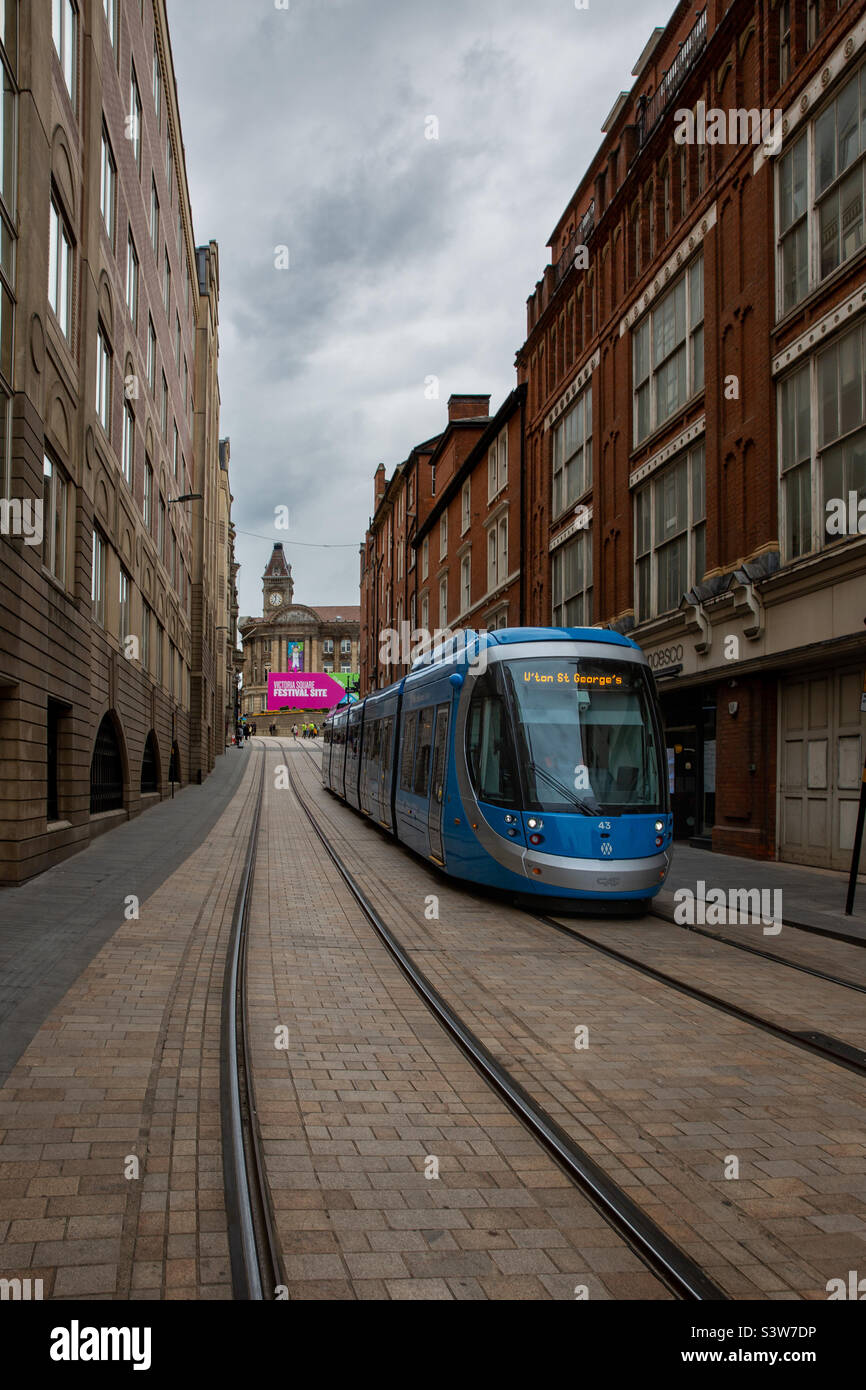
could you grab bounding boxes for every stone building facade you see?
[239,543,359,729]
[0,0,233,884]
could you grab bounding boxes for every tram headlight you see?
[654,820,664,832]
[504,814,517,824]
[527,818,543,830]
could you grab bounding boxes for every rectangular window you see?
[173,422,179,479]
[96,323,111,434]
[439,512,448,560]
[119,567,130,643]
[163,250,171,314]
[42,455,68,584]
[49,196,72,339]
[421,536,429,580]
[633,255,703,446]
[142,602,151,672]
[126,230,139,327]
[340,639,351,656]
[166,132,173,190]
[52,0,76,102]
[100,125,116,242]
[439,575,447,627]
[420,592,429,632]
[806,0,819,51]
[122,401,134,485]
[157,495,165,561]
[461,480,470,533]
[778,134,808,314]
[400,713,418,791]
[777,67,866,316]
[153,40,161,126]
[143,456,153,529]
[779,0,791,86]
[323,639,333,655]
[147,315,156,394]
[551,529,592,627]
[161,371,168,438]
[91,528,106,625]
[553,383,592,516]
[156,622,164,683]
[129,63,142,171]
[150,177,159,255]
[780,321,866,560]
[461,553,471,612]
[634,443,706,621]
[413,707,434,797]
[104,0,118,52]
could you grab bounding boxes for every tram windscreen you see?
[502,657,664,814]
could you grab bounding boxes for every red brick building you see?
[360,0,866,869]
[514,0,866,868]
[360,390,526,691]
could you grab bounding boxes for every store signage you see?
[646,644,684,671]
[267,673,347,710]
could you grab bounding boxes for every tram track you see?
[300,735,866,996]
[280,741,725,1301]
[220,746,285,1300]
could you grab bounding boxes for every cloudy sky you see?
[167,0,658,619]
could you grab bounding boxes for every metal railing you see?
[554,198,596,287]
[637,8,707,148]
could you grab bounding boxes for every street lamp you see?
[167,493,203,505]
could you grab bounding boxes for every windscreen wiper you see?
[527,761,599,815]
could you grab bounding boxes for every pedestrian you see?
[292,724,298,740]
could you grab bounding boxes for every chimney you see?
[374,462,386,508]
[447,394,491,422]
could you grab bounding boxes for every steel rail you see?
[283,744,726,1302]
[220,745,284,1300]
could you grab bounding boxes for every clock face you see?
[269,592,283,607]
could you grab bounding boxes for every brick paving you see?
[291,744,866,1300]
[0,747,249,1084]
[660,843,866,944]
[0,751,260,1300]
[248,743,671,1301]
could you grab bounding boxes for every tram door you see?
[379,717,393,826]
[428,705,450,863]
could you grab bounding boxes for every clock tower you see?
[262,542,294,613]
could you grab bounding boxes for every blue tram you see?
[321,628,673,905]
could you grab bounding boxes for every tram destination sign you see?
[267,672,348,711]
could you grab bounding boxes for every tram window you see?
[466,672,519,806]
[414,707,434,796]
[382,717,392,773]
[348,713,361,756]
[400,712,418,791]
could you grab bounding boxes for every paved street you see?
[1,739,864,1304]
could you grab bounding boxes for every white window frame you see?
[100,125,116,244]
[126,230,139,327]
[52,0,77,103]
[421,536,429,580]
[634,442,706,623]
[91,528,106,626]
[122,400,134,486]
[95,323,112,435]
[439,511,448,560]
[779,319,866,562]
[551,529,592,628]
[151,177,160,256]
[633,254,703,446]
[42,454,68,584]
[776,63,866,319]
[49,196,73,340]
[461,479,470,534]
[147,316,156,394]
[552,383,592,519]
[129,63,142,171]
[439,576,447,628]
[460,552,471,613]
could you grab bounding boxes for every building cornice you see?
[618,205,716,337]
[772,279,866,376]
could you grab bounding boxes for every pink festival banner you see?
[267,672,348,711]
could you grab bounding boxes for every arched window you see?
[90,715,124,813]
[141,731,159,793]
